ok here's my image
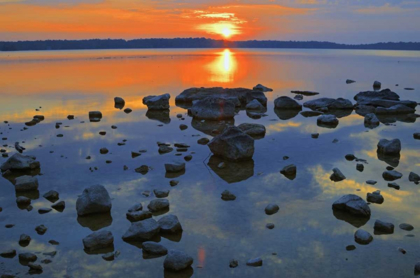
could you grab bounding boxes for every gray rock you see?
[154,189,169,198]
[208,126,254,161]
[143,94,170,110]
[122,218,160,241]
[356,164,364,172]
[128,203,143,212]
[126,211,152,222]
[280,164,296,178]
[366,180,377,185]
[374,220,394,234]
[102,252,115,261]
[354,88,399,102]
[76,185,112,216]
[221,190,236,201]
[354,229,373,245]
[165,162,185,173]
[0,153,40,172]
[346,79,356,84]
[238,123,266,138]
[317,114,339,128]
[266,223,275,229]
[332,194,371,217]
[253,84,272,92]
[409,172,420,183]
[330,168,346,182]
[38,208,52,214]
[35,225,47,235]
[114,97,125,105]
[265,204,279,215]
[0,249,16,258]
[83,230,114,251]
[364,113,380,128]
[190,97,236,120]
[157,214,183,233]
[399,223,414,231]
[142,242,168,256]
[414,133,420,140]
[373,81,381,89]
[176,87,259,106]
[163,250,193,271]
[147,199,169,212]
[274,96,302,109]
[382,170,403,181]
[89,111,102,122]
[246,99,266,111]
[291,90,319,96]
[159,145,173,154]
[43,190,59,202]
[246,257,263,267]
[367,190,384,204]
[304,98,352,110]
[14,176,38,191]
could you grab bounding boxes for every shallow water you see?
[0,48,420,277]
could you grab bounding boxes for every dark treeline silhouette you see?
[1,38,419,51]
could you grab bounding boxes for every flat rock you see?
[374,220,394,234]
[246,257,263,267]
[221,190,236,201]
[126,211,152,222]
[165,162,185,173]
[399,223,414,231]
[190,97,236,120]
[317,114,339,128]
[142,242,168,256]
[154,189,169,198]
[237,123,266,138]
[147,199,169,212]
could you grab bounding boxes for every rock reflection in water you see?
[208,155,254,183]
[77,213,113,231]
[332,209,370,228]
[146,109,171,124]
[377,152,400,167]
[274,108,300,120]
[191,118,234,136]
[164,267,194,278]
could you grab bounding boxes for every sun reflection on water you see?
[206,49,237,83]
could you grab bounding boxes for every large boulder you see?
[332,194,371,217]
[76,185,112,216]
[274,96,302,110]
[190,97,236,120]
[122,218,160,241]
[0,154,40,172]
[208,126,254,161]
[143,94,170,110]
[82,230,114,252]
[377,139,401,156]
[163,250,194,271]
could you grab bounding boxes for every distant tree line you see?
[0,38,419,51]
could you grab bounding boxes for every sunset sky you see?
[0,0,419,43]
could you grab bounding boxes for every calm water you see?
[0,48,420,278]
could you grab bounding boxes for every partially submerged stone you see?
[367,190,384,204]
[221,190,236,201]
[382,170,403,181]
[158,214,183,233]
[142,242,168,256]
[0,153,40,172]
[83,230,114,252]
[265,204,279,215]
[164,249,193,271]
[122,218,160,241]
[332,194,371,217]
[143,94,170,110]
[330,168,346,182]
[208,126,254,161]
[147,199,169,212]
[374,220,394,234]
[190,97,236,120]
[274,96,302,110]
[76,185,112,216]
[354,229,373,245]
[253,84,273,92]
[14,176,38,192]
[237,123,266,139]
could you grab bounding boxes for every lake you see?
[0,48,420,277]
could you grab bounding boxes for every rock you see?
[179,124,188,130]
[374,220,394,234]
[19,252,37,261]
[346,245,356,251]
[158,215,183,233]
[19,234,31,245]
[399,223,414,231]
[373,81,381,90]
[143,94,170,110]
[82,230,114,251]
[135,165,149,174]
[184,155,192,161]
[291,90,319,96]
[128,203,143,212]
[382,170,403,181]
[300,111,323,117]
[124,108,132,113]
[99,148,109,154]
[154,189,169,198]
[88,111,102,122]
[221,190,236,201]
[330,168,346,182]
[67,115,74,120]
[147,199,169,212]
[367,190,384,204]
[246,257,263,267]
[354,229,373,245]
[246,99,266,111]
[38,208,52,214]
[366,180,377,185]
[274,96,302,109]
[165,162,185,173]
[229,259,239,268]
[0,249,16,259]
[16,196,31,205]
[43,190,59,202]
[409,172,420,183]
[294,94,303,100]
[346,79,356,84]
[0,153,40,172]
[332,194,371,217]
[197,138,210,145]
[159,145,173,154]
[76,185,112,216]
[122,218,160,241]
[356,163,364,172]
[364,113,380,128]
[304,98,353,110]
[375,104,415,114]
[126,211,152,222]
[170,180,179,186]
[311,133,319,139]
[345,154,355,161]
[142,242,168,256]
[35,225,47,235]
[114,97,125,109]
[388,182,400,190]
[164,250,193,271]
[208,126,254,161]
[14,176,38,191]
[237,123,266,138]
[51,201,65,211]
[280,164,296,180]
[266,223,275,229]
[253,84,272,92]
[265,204,279,215]
[190,97,236,120]
[317,114,339,128]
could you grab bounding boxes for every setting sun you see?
[222,27,232,38]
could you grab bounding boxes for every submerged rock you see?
[165,162,185,173]
[246,257,263,267]
[332,194,371,217]
[399,223,414,231]
[83,230,114,252]
[280,164,296,180]
[208,126,254,161]
[163,249,193,271]
[0,153,40,172]
[375,104,415,114]
[147,199,169,212]
[190,97,236,120]
[76,185,112,216]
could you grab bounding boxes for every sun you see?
[221,27,232,38]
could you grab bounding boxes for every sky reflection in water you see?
[0,49,420,277]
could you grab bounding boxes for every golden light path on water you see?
[206,49,237,83]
